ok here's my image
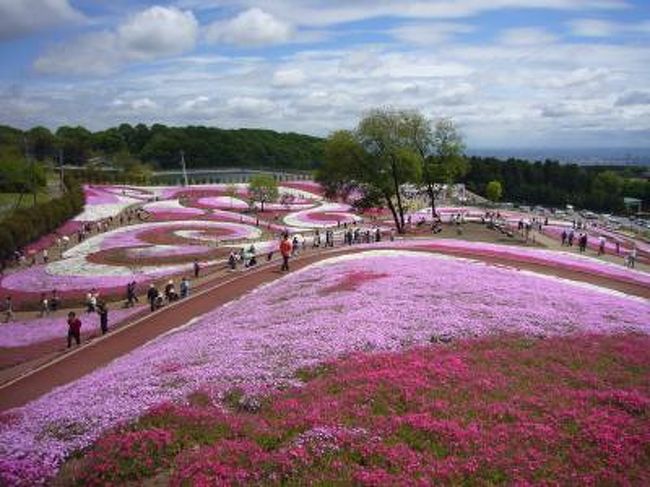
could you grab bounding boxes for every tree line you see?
[0,124,324,171]
[464,157,649,213]
[0,175,85,261]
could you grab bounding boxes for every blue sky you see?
[0,0,649,148]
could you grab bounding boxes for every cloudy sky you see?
[1,0,649,148]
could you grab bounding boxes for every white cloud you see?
[498,27,558,45]
[187,0,628,28]
[390,22,474,45]
[130,98,158,111]
[536,67,612,89]
[0,0,83,40]
[34,6,198,75]
[179,95,211,111]
[569,18,650,37]
[226,96,277,117]
[272,68,306,87]
[117,6,199,60]
[205,8,293,46]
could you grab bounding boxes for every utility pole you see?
[180,150,189,187]
[59,148,65,192]
[24,136,36,206]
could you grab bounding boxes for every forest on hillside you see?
[0,124,324,171]
[464,157,649,213]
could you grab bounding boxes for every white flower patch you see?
[283,202,362,229]
[74,194,141,222]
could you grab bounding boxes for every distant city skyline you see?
[1,0,649,148]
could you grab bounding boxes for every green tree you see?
[317,108,423,233]
[414,117,467,220]
[589,170,624,212]
[27,126,55,161]
[249,174,278,212]
[486,180,503,202]
[56,126,92,165]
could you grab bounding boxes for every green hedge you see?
[0,176,84,260]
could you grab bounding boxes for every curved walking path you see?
[1,242,648,411]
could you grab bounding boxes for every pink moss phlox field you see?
[283,203,362,228]
[280,180,324,196]
[195,196,249,210]
[382,238,650,288]
[0,305,146,348]
[141,200,205,216]
[543,225,648,263]
[1,251,648,484]
[83,185,121,205]
[65,334,650,486]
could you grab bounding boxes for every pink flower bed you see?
[141,200,205,216]
[74,334,650,486]
[84,186,121,205]
[0,305,147,348]
[283,203,362,228]
[281,181,325,196]
[544,225,626,253]
[384,238,650,288]
[195,196,249,210]
[1,250,647,484]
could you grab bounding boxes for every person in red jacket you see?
[279,233,293,271]
[67,311,82,348]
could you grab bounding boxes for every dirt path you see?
[1,244,648,411]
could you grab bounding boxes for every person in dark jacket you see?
[97,301,109,335]
[67,311,82,348]
[147,284,159,312]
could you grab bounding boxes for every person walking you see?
[228,250,238,270]
[3,295,13,323]
[180,277,190,298]
[39,293,49,317]
[598,236,606,256]
[628,247,637,269]
[193,259,201,278]
[147,284,159,312]
[97,301,109,335]
[126,281,138,307]
[50,289,60,312]
[280,234,292,272]
[67,311,82,348]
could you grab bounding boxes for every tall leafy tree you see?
[486,180,503,202]
[416,118,467,220]
[318,108,423,233]
[249,174,278,212]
